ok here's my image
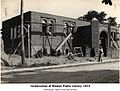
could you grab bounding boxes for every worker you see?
[98,45,104,62]
[67,51,77,61]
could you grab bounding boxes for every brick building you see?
[2,11,119,58]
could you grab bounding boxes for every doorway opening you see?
[100,31,108,57]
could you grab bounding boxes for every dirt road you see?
[43,61,119,72]
[1,61,119,83]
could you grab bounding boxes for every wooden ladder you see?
[74,47,83,56]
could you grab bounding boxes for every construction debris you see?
[1,38,10,66]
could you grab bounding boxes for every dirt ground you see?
[1,70,119,83]
[1,55,119,83]
[1,54,113,68]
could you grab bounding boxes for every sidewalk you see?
[1,58,119,74]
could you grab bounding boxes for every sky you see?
[1,0,120,24]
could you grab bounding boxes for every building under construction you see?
[2,11,120,58]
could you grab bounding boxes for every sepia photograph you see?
[0,0,120,85]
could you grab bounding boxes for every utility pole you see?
[20,0,25,65]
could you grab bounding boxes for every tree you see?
[84,10,98,21]
[107,17,117,26]
[102,0,112,6]
[97,12,107,23]
[78,10,107,23]
[78,10,98,21]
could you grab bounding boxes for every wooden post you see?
[10,28,14,54]
[43,36,44,49]
[45,36,46,48]
[20,0,25,65]
[61,36,64,54]
[28,24,30,58]
[51,35,53,50]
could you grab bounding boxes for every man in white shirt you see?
[98,46,104,62]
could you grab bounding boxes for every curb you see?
[1,59,120,74]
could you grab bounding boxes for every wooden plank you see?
[28,24,31,58]
[55,33,72,51]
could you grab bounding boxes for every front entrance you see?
[100,31,108,57]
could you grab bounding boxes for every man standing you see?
[98,46,104,62]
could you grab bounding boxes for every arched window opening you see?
[63,23,69,33]
[70,23,75,33]
[63,22,75,34]
[42,19,47,34]
[48,20,54,35]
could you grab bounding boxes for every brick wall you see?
[2,11,91,57]
[91,19,100,55]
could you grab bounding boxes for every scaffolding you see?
[7,21,77,60]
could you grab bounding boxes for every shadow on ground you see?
[1,70,119,83]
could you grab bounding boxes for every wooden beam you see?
[20,0,25,64]
[55,33,72,51]
[27,24,31,58]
